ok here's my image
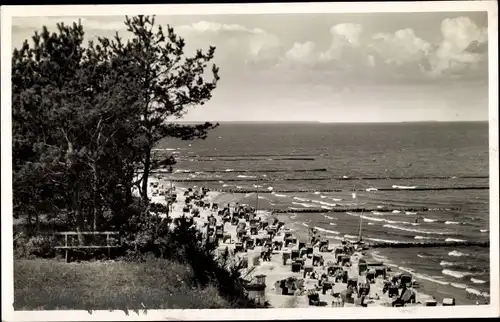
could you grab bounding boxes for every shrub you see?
[14,234,57,259]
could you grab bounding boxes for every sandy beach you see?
[145,175,458,309]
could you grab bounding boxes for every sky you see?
[11,11,489,122]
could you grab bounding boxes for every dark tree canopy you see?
[12,15,220,234]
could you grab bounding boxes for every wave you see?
[236,186,242,189]
[174,169,191,173]
[383,224,450,235]
[367,223,375,225]
[272,193,288,197]
[448,250,468,257]
[442,269,472,279]
[406,212,417,215]
[423,218,437,223]
[314,191,321,194]
[329,223,337,226]
[346,212,408,225]
[413,274,450,286]
[321,206,333,210]
[465,288,490,298]
[366,187,378,192]
[302,222,309,227]
[222,184,229,187]
[267,187,274,191]
[311,200,337,207]
[322,196,342,201]
[344,234,358,239]
[365,237,401,244]
[392,185,417,189]
[292,202,317,208]
[293,197,310,202]
[471,278,487,284]
[371,211,384,215]
[445,238,466,242]
[314,226,340,235]
[445,221,460,225]
[225,169,234,172]
[450,283,468,289]
[440,261,455,267]
[415,236,433,240]
[417,253,434,259]
[392,210,401,214]
[480,229,488,233]
[323,215,335,220]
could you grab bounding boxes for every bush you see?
[14,233,57,259]
[118,208,269,308]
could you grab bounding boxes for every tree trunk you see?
[73,183,85,245]
[27,211,33,234]
[141,148,151,202]
[125,168,134,205]
[35,212,40,234]
[93,167,99,232]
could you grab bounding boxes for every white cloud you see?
[13,17,126,31]
[319,23,364,62]
[370,28,432,67]
[429,16,488,76]
[281,41,317,67]
[176,20,265,35]
[331,23,363,46]
[176,20,282,68]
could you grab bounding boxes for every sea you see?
[158,122,491,304]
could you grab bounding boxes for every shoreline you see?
[150,177,484,307]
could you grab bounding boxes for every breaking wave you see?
[442,269,473,279]
[448,250,468,257]
[445,238,466,242]
[383,224,450,235]
[471,278,487,284]
[314,226,340,235]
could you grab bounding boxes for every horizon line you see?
[174,120,489,124]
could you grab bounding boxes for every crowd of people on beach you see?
[153,179,457,308]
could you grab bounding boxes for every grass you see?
[14,258,232,311]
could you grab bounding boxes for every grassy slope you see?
[14,259,232,310]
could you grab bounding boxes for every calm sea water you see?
[160,122,490,301]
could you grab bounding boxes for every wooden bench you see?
[54,231,120,262]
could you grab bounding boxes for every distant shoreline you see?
[172,120,488,125]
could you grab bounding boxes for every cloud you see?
[176,20,265,35]
[319,23,364,63]
[369,28,432,67]
[175,20,282,69]
[429,16,488,76]
[277,16,487,82]
[12,16,126,31]
[280,41,317,67]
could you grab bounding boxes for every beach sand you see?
[147,177,444,309]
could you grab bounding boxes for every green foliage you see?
[14,234,58,259]
[11,15,266,310]
[12,15,219,233]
